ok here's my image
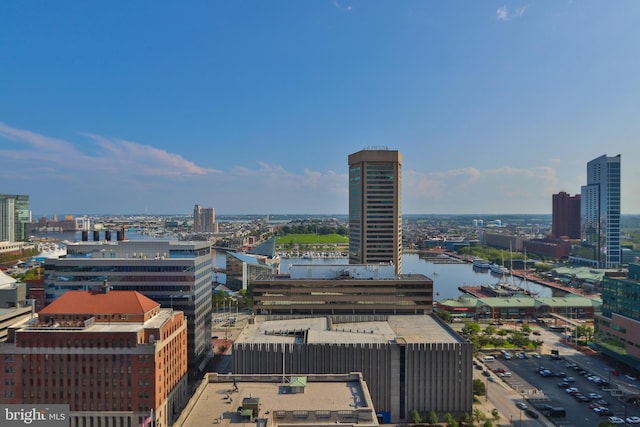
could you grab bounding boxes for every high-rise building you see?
[348,148,402,274]
[193,204,218,233]
[0,288,189,427]
[551,192,581,239]
[580,154,621,268]
[43,240,212,373]
[0,194,30,242]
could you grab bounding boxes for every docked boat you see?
[490,263,509,275]
[472,258,491,269]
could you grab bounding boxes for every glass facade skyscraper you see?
[0,194,30,242]
[580,154,621,268]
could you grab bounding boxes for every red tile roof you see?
[39,290,159,316]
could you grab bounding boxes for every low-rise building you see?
[0,288,189,427]
[174,372,379,427]
[253,264,432,315]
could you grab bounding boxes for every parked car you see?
[525,409,538,418]
[488,376,498,383]
[565,387,579,394]
[609,416,625,424]
[494,367,506,373]
[515,402,528,410]
[588,393,602,400]
[482,370,491,377]
[594,407,613,416]
[563,376,576,383]
[626,416,640,424]
[499,372,512,378]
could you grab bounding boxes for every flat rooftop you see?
[235,315,461,345]
[176,373,378,427]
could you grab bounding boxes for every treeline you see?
[278,224,348,236]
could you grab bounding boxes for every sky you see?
[1,1,639,216]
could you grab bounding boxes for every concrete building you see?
[580,154,622,268]
[0,194,30,242]
[0,271,33,342]
[0,289,189,427]
[348,148,402,274]
[174,372,379,427]
[232,315,472,422]
[594,264,640,370]
[552,192,581,239]
[43,240,212,373]
[252,264,432,315]
[193,204,218,233]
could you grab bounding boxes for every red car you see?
[494,368,506,373]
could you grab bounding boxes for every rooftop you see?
[175,373,378,427]
[235,315,460,345]
[39,289,159,317]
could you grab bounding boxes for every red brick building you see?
[552,192,581,239]
[0,288,188,427]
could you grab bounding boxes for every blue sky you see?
[2,1,639,216]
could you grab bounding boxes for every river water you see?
[33,230,553,301]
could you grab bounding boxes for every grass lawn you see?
[276,233,349,245]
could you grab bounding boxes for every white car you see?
[609,416,625,424]
[627,416,640,424]
[588,393,602,399]
[488,376,498,383]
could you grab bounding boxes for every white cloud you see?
[403,165,558,214]
[496,5,529,21]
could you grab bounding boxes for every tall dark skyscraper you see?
[581,154,621,268]
[348,147,402,274]
[552,192,581,239]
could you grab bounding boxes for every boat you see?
[472,258,491,269]
[490,263,509,275]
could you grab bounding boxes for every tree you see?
[490,408,500,422]
[462,321,481,336]
[427,410,439,425]
[410,409,422,424]
[461,412,474,427]
[482,421,493,427]
[520,323,532,335]
[472,379,486,396]
[436,309,452,322]
[483,325,497,336]
[472,408,485,426]
[444,413,459,427]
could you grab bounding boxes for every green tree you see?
[436,309,452,322]
[472,408,485,426]
[483,325,497,336]
[482,421,493,427]
[462,321,481,336]
[410,409,422,424]
[461,412,474,427]
[520,323,532,335]
[444,413,459,427]
[490,408,500,422]
[427,410,439,425]
[472,379,486,396]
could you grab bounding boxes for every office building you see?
[348,148,402,274]
[0,289,188,427]
[594,264,640,370]
[0,194,30,242]
[552,192,581,239]
[193,204,218,233]
[43,240,212,373]
[253,263,432,315]
[233,315,472,422]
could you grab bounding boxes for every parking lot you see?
[482,351,640,426]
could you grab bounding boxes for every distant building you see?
[252,264,432,315]
[193,204,218,233]
[594,264,640,370]
[552,192,581,239]
[580,154,621,268]
[0,271,32,342]
[0,289,189,427]
[43,240,212,373]
[0,194,30,242]
[233,315,472,422]
[524,237,571,260]
[348,148,402,274]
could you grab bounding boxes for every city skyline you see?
[2,1,640,215]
